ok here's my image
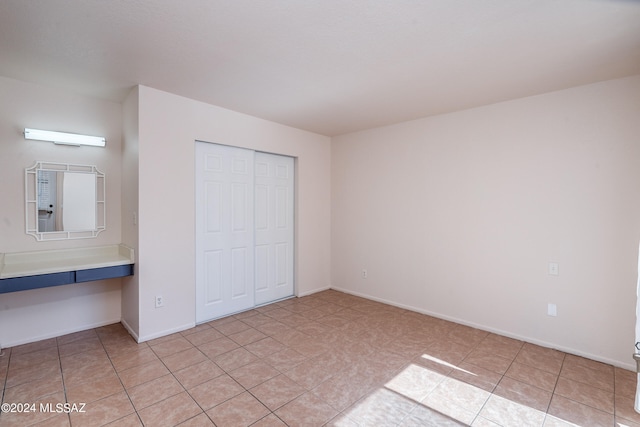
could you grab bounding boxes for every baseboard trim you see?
[136,321,196,343]
[330,286,634,371]
[1,318,122,349]
[120,318,140,343]
[297,285,331,298]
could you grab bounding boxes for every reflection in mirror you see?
[37,171,97,232]
[26,162,105,241]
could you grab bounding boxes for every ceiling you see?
[1,0,639,136]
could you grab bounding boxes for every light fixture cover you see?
[24,128,106,147]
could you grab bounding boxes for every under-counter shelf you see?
[0,244,134,294]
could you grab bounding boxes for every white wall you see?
[0,76,123,348]
[331,75,640,369]
[121,87,140,338]
[7,71,635,372]
[135,86,331,341]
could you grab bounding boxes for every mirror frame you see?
[25,161,106,241]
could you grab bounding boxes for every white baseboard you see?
[330,286,635,371]
[136,321,196,343]
[297,285,331,298]
[120,318,140,342]
[2,318,122,349]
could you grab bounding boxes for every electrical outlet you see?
[362,269,368,279]
[549,262,559,276]
[155,295,164,308]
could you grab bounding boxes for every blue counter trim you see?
[75,264,134,283]
[0,264,134,294]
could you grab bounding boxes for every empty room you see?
[1,1,640,426]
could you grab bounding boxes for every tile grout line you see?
[96,328,144,427]
[53,336,72,427]
[3,290,639,426]
[0,346,10,423]
[151,324,285,426]
[144,337,211,425]
[545,351,566,422]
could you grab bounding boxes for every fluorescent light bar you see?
[24,128,106,147]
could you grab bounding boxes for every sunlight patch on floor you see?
[334,354,585,426]
[420,354,478,375]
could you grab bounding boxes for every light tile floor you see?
[1,290,639,426]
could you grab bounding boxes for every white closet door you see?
[195,142,255,322]
[254,152,295,305]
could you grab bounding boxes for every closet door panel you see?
[254,152,294,305]
[196,143,294,322]
[196,142,255,322]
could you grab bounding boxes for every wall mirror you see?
[25,161,105,241]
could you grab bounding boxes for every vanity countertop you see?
[0,244,134,279]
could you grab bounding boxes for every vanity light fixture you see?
[24,128,106,147]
